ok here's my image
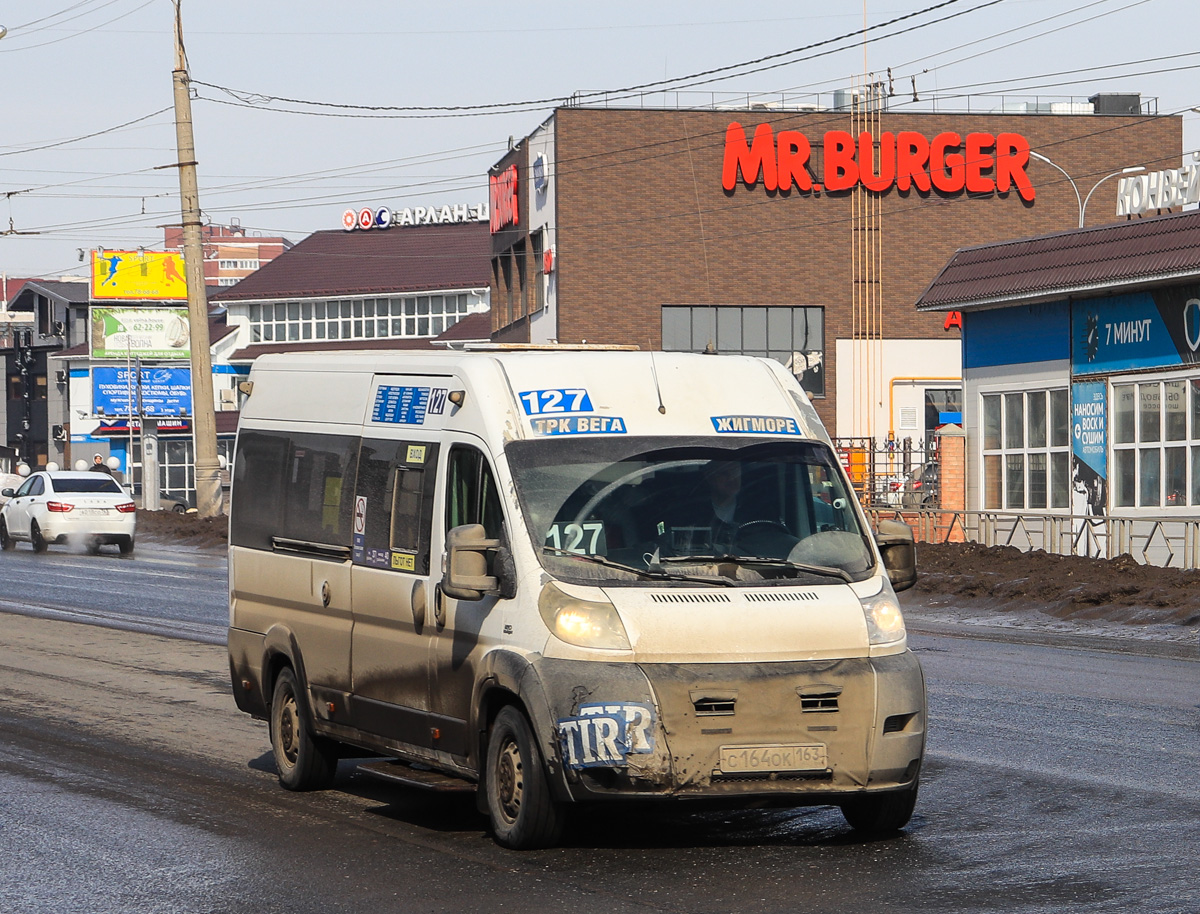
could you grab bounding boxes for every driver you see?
[700,459,744,551]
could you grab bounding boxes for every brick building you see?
[163,222,292,288]
[487,97,1181,449]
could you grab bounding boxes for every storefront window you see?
[981,388,1071,511]
[1112,378,1200,509]
[661,306,825,397]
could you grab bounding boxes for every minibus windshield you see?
[504,437,875,585]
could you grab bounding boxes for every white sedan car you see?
[0,471,136,554]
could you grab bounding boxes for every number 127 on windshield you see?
[519,388,593,415]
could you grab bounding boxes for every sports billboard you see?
[90,249,188,300]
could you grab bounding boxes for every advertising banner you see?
[1072,285,1200,375]
[92,366,193,417]
[1071,381,1107,517]
[90,307,191,360]
[90,250,188,300]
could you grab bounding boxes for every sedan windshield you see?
[505,436,875,585]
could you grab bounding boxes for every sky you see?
[0,0,1196,282]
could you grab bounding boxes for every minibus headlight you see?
[860,588,906,646]
[538,583,631,651]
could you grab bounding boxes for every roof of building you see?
[9,280,92,306]
[211,221,492,302]
[915,209,1200,312]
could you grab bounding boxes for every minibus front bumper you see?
[531,650,925,804]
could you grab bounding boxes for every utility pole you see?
[171,0,221,516]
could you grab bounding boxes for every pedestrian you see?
[89,453,113,475]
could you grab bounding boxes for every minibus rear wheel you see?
[840,780,919,835]
[486,705,565,849]
[270,667,338,791]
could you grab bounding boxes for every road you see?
[0,544,1197,913]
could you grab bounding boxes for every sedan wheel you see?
[0,520,13,551]
[30,521,48,553]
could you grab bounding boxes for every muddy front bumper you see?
[532,651,925,804]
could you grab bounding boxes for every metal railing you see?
[867,507,1200,570]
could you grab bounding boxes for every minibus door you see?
[348,436,440,750]
[428,440,509,763]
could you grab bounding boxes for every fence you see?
[834,436,940,510]
[866,507,1200,571]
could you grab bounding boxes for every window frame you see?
[979,386,1072,511]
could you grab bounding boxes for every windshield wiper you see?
[541,546,732,586]
[656,553,855,583]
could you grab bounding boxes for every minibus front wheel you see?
[840,780,919,835]
[486,705,565,850]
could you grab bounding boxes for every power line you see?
[190,0,996,118]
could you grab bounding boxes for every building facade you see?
[487,97,1181,450]
[163,222,292,288]
[916,207,1200,522]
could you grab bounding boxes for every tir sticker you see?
[518,388,594,415]
[530,416,627,436]
[711,415,803,435]
[557,702,656,769]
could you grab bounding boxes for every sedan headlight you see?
[538,583,631,651]
[860,585,906,646]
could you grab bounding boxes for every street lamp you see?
[1029,151,1145,228]
[1028,151,1082,227]
[1081,166,1146,226]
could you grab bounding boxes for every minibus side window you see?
[355,438,439,574]
[446,445,505,541]
[231,430,359,550]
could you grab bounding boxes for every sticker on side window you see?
[557,702,656,769]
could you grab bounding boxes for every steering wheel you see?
[732,519,797,558]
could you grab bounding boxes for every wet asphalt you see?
[0,543,1197,913]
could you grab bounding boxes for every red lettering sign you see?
[721,123,1036,202]
[490,165,519,233]
[944,311,963,331]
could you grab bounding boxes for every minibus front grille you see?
[744,591,819,603]
[800,693,840,713]
[649,592,732,604]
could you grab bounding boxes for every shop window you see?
[661,306,825,397]
[1113,378,1200,509]
[980,388,1071,511]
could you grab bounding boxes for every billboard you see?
[1072,284,1200,375]
[92,366,193,417]
[1071,381,1107,517]
[90,249,187,300]
[90,307,191,359]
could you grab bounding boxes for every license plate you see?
[79,508,108,516]
[719,743,828,773]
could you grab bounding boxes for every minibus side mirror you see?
[875,519,917,592]
[443,523,515,601]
